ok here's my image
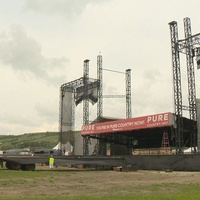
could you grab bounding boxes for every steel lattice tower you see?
[169,17,199,153]
[97,55,103,119]
[169,21,183,153]
[126,69,132,118]
[183,17,197,152]
[83,59,90,155]
[184,17,197,121]
[97,55,107,155]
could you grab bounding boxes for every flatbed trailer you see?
[1,154,200,171]
[0,155,126,171]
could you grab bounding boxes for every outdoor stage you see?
[81,112,196,154]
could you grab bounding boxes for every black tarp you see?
[124,154,200,171]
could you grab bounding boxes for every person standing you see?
[49,155,55,170]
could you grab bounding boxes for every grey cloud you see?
[143,69,162,82]
[34,101,57,123]
[0,112,39,127]
[23,0,109,18]
[0,26,68,85]
[47,57,67,69]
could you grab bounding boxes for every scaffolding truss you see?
[169,17,199,153]
[59,55,132,155]
[59,76,99,155]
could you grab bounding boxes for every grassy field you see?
[1,133,200,199]
[1,167,200,200]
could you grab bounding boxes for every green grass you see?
[1,193,200,200]
[1,170,200,200]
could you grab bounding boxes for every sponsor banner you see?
[81,112,172,135]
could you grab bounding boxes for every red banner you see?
[81,112,172,135]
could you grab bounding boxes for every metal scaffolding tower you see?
[97,55,103,119]
[101,68,132,119]
[183,17,197,121]
[126,69,132,118]
[96,55,107,155]
[169,21,183,153]
[83,59,90,155]
[183,17,197,152]
[60,55,131,155]
[95,55,132,154]
[96,55,132,119]
[59,76,99,155]
[169,17,199,153]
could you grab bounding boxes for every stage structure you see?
[96,54,132,155]
[169,17,200,153]
[59,60,99,155]
[96,55,132,120]
[81,112,195,155]
[59,55,132,155]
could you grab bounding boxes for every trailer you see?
[0,154,126,171]
[2,153,200,171]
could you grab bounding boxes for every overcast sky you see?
[1,0,200,135]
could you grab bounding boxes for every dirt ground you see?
[1,165,200,198]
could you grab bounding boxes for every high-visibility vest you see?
[49,157,54,164]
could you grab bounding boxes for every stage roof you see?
[81,112,175,136]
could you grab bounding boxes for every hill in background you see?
[0,131,80,151]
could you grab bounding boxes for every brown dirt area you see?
[1,165,200,198]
